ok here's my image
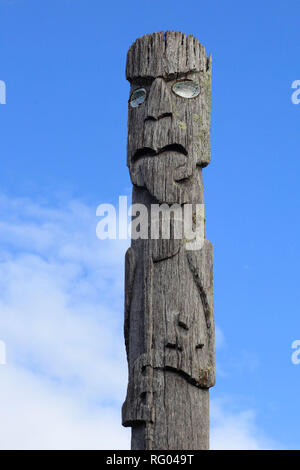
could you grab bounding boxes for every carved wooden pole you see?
[122,31,215,450]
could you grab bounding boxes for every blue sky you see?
[0,0,300,449]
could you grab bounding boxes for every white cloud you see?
[0,194,280,450]
[211,399,280,450]
[0,194,130,449]
[0,365,130,450]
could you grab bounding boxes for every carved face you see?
[127,71,211,204]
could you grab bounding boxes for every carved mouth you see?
[132,143,187,163]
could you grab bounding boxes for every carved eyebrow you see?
[164,72,200,82]
[130,72,201,86]
[130,77,155,87]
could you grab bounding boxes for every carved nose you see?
[146,78,172,121]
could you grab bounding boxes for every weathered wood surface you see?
[122,31,215,450]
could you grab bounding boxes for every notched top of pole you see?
[126,31,211,80]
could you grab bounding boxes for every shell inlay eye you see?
[130,88,146,107]
[172,81,200,98]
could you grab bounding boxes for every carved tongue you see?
[140,151,190,204]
